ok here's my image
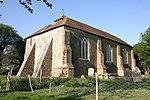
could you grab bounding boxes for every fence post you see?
[28,75,34,93]
[49,77,52,95]
[6,72,10,91]
[40,69,42,86]
[10,67,13,76]
[95,72,98,100]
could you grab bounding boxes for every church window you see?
[122,48,128,64]
[80,38,88,60]
[106,44,112,62]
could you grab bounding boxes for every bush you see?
[9,77,52,91]
[64,77,95,87]
[7,77,96,91]
[10,77,31,91]
[51,77,71,86]
[0,76,7,89]
[1,77,72,91]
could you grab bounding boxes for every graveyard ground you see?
[0,75,150,100]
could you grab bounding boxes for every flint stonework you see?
[17,16,136,77]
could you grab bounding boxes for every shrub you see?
[64,77,95,87]
[10,77,31,91]
[51,77,71,86]
[9,77,50,91]
[1,77,71,91]
[0,76,7,89]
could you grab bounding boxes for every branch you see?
[0,1,3,18]
[43,0,52,9]
[19,0,52,13]
[19,0,33,13]
[0,0,3,4]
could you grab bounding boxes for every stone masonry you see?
[17,16,136,77]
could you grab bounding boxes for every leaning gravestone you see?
[132,67,142,82]
[88,68,94,76]
[124,68,132,81]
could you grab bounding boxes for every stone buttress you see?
[117,45,124,76]
[17,43,35,76]
[51,27,74,77]
[96,39,106,75]
[131,50,136,72]
[32,38,53,77]
[61,29,74,77]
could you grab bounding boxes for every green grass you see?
[0,76,150,100]
[0,86,150,100]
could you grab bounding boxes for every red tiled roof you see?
[26,16,131,47]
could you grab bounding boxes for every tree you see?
[0,0,52,13]
[133,27,150,74]
[0,24,25,74]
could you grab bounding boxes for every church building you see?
[17,16,136,77]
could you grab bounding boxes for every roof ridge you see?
[26,16,131,47]
[63,17,130,46]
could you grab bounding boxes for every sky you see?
[0,0,150,46]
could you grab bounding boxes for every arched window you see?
[106,44,112,62]
[122,48,128,64]
[80,38,88,59]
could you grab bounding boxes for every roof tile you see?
[26,16,131,47]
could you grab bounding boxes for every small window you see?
[122,48,128,64]
[80,38,88,60]
[106,44,112,62]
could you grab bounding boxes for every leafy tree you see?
[0,0,52,13]
[134,27,150,74]
[133,43,141,67]
[0,24,25,73]
[133,42,145,74]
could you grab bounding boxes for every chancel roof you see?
[26,16,131,47]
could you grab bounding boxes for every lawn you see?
[0,76,150,100]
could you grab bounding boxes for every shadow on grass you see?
[54,87,95,100]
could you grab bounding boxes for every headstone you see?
[132,67,142,82]
[81,75,85,78]
[104,73,109,79]
[98,74,105,79]
[124,68,132,81]
[88,68,94,76]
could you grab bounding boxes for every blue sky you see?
[0,0,150,46]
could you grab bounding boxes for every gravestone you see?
[132,67,142,82]
[81,75,85,78]
[88,68,94,76]
[104,73,109,79]
[124,68,132,81]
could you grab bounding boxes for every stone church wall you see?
[19,24,133,77]
[68,27,100,76]
[22,27,65,77]
[66,27,132,77]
